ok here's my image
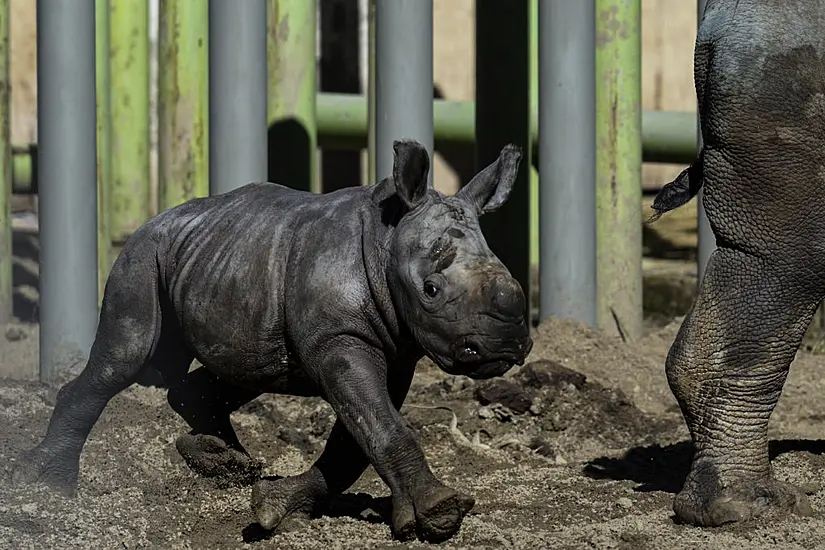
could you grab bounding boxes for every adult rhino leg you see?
[10,240,163,496]
[667,247,822,526]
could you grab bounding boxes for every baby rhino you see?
[12,139,533,543]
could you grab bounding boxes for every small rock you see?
[474,379,534,414]
[478,403,514,422]
[516,360,587,390]
[527,437,556,459]
[4,326,26,342]
[21,502,38,514]
[359,507,383,522]
[439,376,472,395]
[617,497,633,509]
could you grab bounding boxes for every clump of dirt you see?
[402,356,684,467]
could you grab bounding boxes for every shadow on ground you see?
[583,438,825,494]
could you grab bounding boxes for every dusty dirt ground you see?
[2,286,825,549]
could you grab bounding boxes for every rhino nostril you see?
[463,344,479,356]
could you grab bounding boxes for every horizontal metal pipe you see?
[11,94,699,194]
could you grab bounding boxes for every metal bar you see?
[209,0,268,196]
[267,0,317,192]
[0,0,10,326]
[374,0,433,183]
[158,0,209,210]
[538,0,597,326]
[367,0,376,184]
[37,0,98,381]
[641,110,697,164]
[96,0,112,302]
[529,0,538,269]
[696,0,714,281]
[476,0,532,304]
[595,0,642,340]
[109,0,150,243]
[10,98,700,195]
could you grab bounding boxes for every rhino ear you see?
[456,144,522,215]
[392,139,431,209]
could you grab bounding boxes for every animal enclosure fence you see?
[0,0,706,381]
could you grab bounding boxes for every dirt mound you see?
[528,316,684,415]
[402,356,685,468]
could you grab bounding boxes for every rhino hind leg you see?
[163,365,263,487]
[666,247,822,526]
[11,241,164,496]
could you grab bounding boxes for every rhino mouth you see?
[431,336,531,380]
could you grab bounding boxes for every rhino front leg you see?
[667,247,821,526]
[251,363,414,533]
[253,342,473,542]
[251,419,371,532]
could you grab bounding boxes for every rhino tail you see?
[647,149,705,223]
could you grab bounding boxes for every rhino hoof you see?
[175,433,263,487]
[10,446,79,497]
[392,485,475,543]
[251,474,323,532]
[674,477,816,527]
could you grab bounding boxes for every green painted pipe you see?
[11,94,699,194]
[158,0,209,210]
[316,93,697,165]
[96,0,113,301]
[109,0,151,243]
[595,0,643,341]
[0,0,10,324]
[268,0,318,193]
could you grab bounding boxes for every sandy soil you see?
[2,310,824,549]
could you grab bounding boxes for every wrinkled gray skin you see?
[11,140,532,542]
[650,0,825,528]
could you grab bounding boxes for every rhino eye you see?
[424,281,439,298]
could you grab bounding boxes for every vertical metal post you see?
[367,0,376,185]
[109,0,150,243]
[696,0,714,282]
[0,0,10,326]
[96,0,112,300]
[374,0,433,183]
[158,0,209,210]
[595,0,642,340]
[267,0,318,193]
[209,0,268,196]
[37,0,98,381]
[538,0,596,326]
[476,0,531,306]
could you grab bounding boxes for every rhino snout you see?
[489,274,527,322]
